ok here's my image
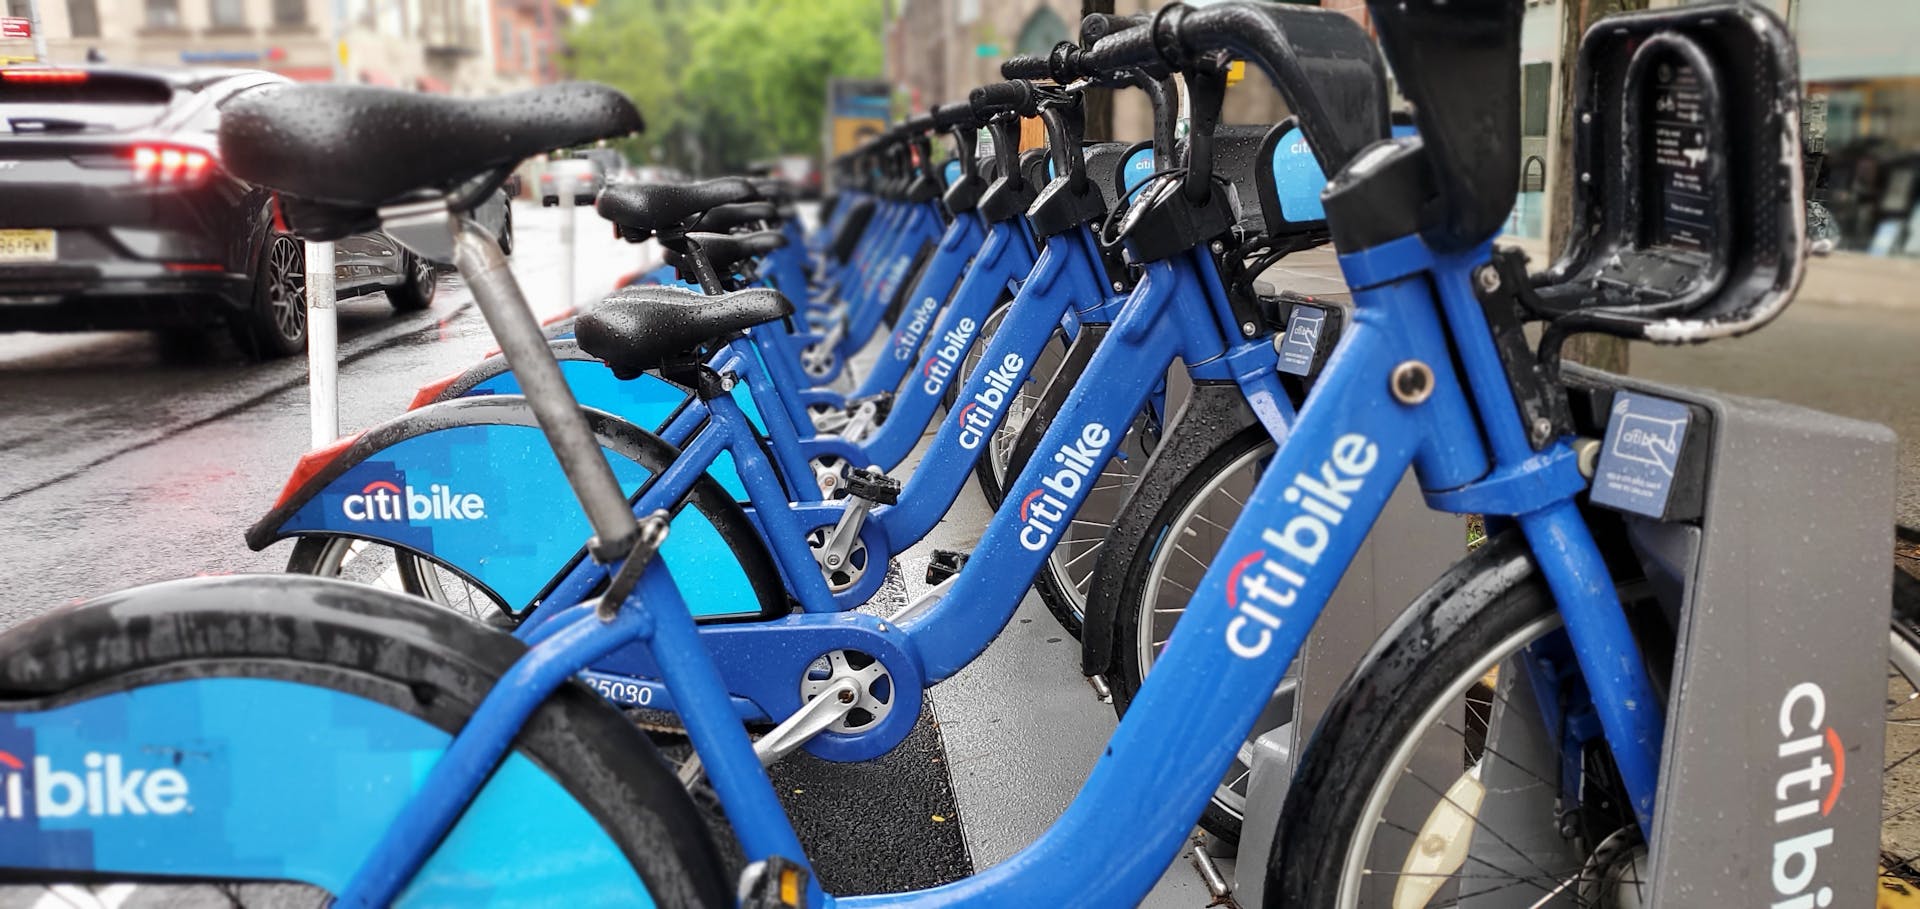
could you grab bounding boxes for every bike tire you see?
[1269,532,1655,907]
[1104,423,1274,842]
[0,575,733,908]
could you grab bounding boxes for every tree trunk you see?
[1548,0,1646,374]
[1081,0,1116,140]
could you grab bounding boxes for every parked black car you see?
[0,66,501,360]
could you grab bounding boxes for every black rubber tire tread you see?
[0,575,733,907]
[1080,383,1261,676]
[1272,541,1920,906]
[1269,531,1546,906]
[1267,532,1635,907]
[385,251,435,312]
[234,232,306,360]
[1105,423,1271,842]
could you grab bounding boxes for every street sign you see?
[826,78,890,158]
[974,43,1000,58]
[1,17,32,39]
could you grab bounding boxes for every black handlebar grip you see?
[1081,18,1163,73]
[931,101,975,130]
[903,112,937,134]
[969,80,1033,117]
[1002,54,1052,80]
[1079,12,1150,44]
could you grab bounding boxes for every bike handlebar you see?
[932,101,976,130]
[970,80,1038,118]
[1082,2,1387,175]
[1001,54,1050,81]
[1080,12,1149,44]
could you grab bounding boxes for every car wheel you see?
[385,249,438,312]
[498,206,514,255]
[232,233,307,360]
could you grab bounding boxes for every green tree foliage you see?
[566,0,884,174]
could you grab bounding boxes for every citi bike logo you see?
[1016,422,1112,552]
[875,256,911,306]
[954,352,1024,451]
[341,480,487,522]
[1770,682,1847,909]
[891,296,940,361]
[1221,433,1378,659]
[919,317,978,394]
[0,750,191,820]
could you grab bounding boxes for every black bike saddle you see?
[664,231,787,275]
[596,178,761,235]
[688,201,778,233]
[576,285,793,377]
[218,81,641,236]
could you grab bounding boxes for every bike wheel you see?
[287,535,514,628]
[1270,535,1656,907]
[0,575,732,908]
[1107,424,1274,841]
[1878,563,1920,892]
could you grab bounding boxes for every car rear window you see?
[0,73,176,134]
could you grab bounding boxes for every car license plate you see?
[0,229,56,263]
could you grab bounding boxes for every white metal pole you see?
[557,175,577,316]
[305,240,339,448]
[23,0,49,61]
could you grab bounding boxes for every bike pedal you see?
[843,466,902,506]
[925,548,969,585]
[846,391,894,423]
[738,856,811,909]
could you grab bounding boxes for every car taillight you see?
[131,145,213,186]
[0,69,87,84]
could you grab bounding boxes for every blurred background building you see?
[0,0,568,91]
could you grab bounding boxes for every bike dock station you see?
[0,1,1912,907]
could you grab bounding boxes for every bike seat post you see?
[436,209,640,559]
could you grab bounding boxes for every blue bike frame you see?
[337,206,1668,906]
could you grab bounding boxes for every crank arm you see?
[677,677,861,786]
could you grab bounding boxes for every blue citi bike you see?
[259,71,1187,640]
[0,2,1890,908]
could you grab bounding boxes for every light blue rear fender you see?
[421,340,751,498]
[247,397,785,620]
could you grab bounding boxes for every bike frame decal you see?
[0,678,652,906]
[858,216,1040,467]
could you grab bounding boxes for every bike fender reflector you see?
[1590,391,1698,520]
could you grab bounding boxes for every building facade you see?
[1,0,564,93]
